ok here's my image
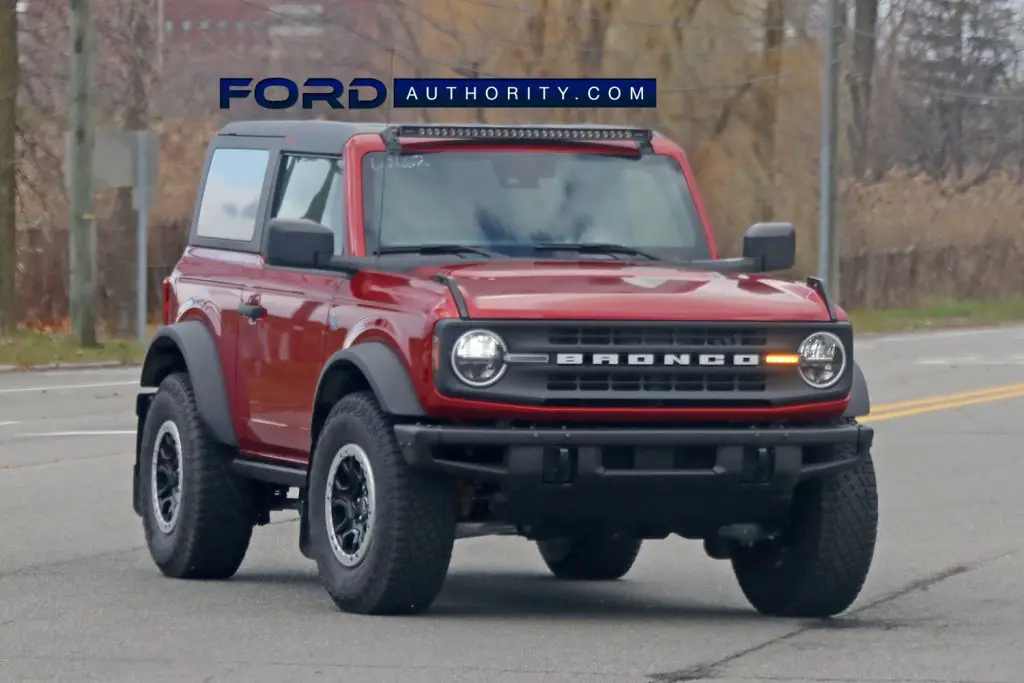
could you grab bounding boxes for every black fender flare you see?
[844,360,870,418]
[314,342,426,419]
[299,342,425,549]
[140,320,238,447]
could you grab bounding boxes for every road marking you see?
[0,381,137,394]
[12,370,140,379]
[870,382,1024,412]
[21,430,135,437]
[915,355,1024,366]
[864,382,1024,423]
[0,421,19,427]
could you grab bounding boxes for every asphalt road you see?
[1,326,1023,682]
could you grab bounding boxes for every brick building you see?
[16,0,381,117]
[160,0,371,65]
[161,0,313,56]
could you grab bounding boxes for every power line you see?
[901,80,1024,102]
[229,0,820,94]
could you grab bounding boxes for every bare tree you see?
[897,0,1019,183]
[752,0,785,221]
[847,0,878,178]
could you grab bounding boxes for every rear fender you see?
[133,321,236,516]
[139,320,237,446]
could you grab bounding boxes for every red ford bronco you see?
[134,122,877,616]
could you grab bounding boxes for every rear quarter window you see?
[195,147,270,241]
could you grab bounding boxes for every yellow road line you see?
[863,384,1024,423]
[869,382,1024,414]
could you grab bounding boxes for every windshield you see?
[361,150,711,260]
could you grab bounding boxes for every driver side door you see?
[236,153,346,462]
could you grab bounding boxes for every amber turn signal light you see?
[765,353,800,365]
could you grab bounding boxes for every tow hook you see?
[703,524,770,559]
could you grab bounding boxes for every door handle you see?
[238,302,267,321]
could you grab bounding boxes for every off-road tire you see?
[308,391,456,615]
[139,372,256,579]
[538,535,643,580]
[731,438,878,618]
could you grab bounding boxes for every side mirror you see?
[741,222,795,272]
[264,217,335,268]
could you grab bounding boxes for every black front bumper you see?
[394,421,873,533]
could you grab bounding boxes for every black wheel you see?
[307,391,456,615]
[731,440,878,618]
[537,535,643,580]
[138,372,256,579]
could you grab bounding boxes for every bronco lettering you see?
[554,352,762,366]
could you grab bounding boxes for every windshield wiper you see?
[534,242,663,261]
[375,244,497,257]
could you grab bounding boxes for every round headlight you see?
[797,331,847,389]
[451,330,507,387]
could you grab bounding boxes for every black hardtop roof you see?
[219,119,388,139]
[216,120,666,155]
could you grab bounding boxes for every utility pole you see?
[68,0,97,346]
[0,0,18,335]
[817,0,843,302]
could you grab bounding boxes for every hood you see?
[418,260,834,322]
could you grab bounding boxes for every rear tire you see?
[308,392,456,615]
[731,440,878,618]
[139,372,256,579]
[538,535,643,580]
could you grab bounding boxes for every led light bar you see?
[382,125,654,151]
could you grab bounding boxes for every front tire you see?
[308,392,456,615]
[138,372,256,579]
[538,535,643,580]
[731,442,878,618]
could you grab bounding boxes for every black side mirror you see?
[264,217,335,268]
[741,222,795,272]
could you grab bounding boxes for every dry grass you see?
[846,298,1024,334]
[0,332,146,367]
[0,319,149,367]
[842,171,1024,252]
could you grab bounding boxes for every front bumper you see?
[394,421,873,533]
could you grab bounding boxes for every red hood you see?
[417,260,835,321]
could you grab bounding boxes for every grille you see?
[547,326,768,348]
[547,371,768,393]
[433,320,826,407]
[541,325,770,394]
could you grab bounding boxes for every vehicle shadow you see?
[230,568,769,623]
[431,571,763,622]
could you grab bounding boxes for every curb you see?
[0,361,142,374]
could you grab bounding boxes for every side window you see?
[195,147,269,242]
[271,155,345,254]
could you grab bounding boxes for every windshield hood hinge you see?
[434,274,470,319]
[806,276,837,322]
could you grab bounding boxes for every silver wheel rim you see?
[324,443,377,568]
[151,420,184,534]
